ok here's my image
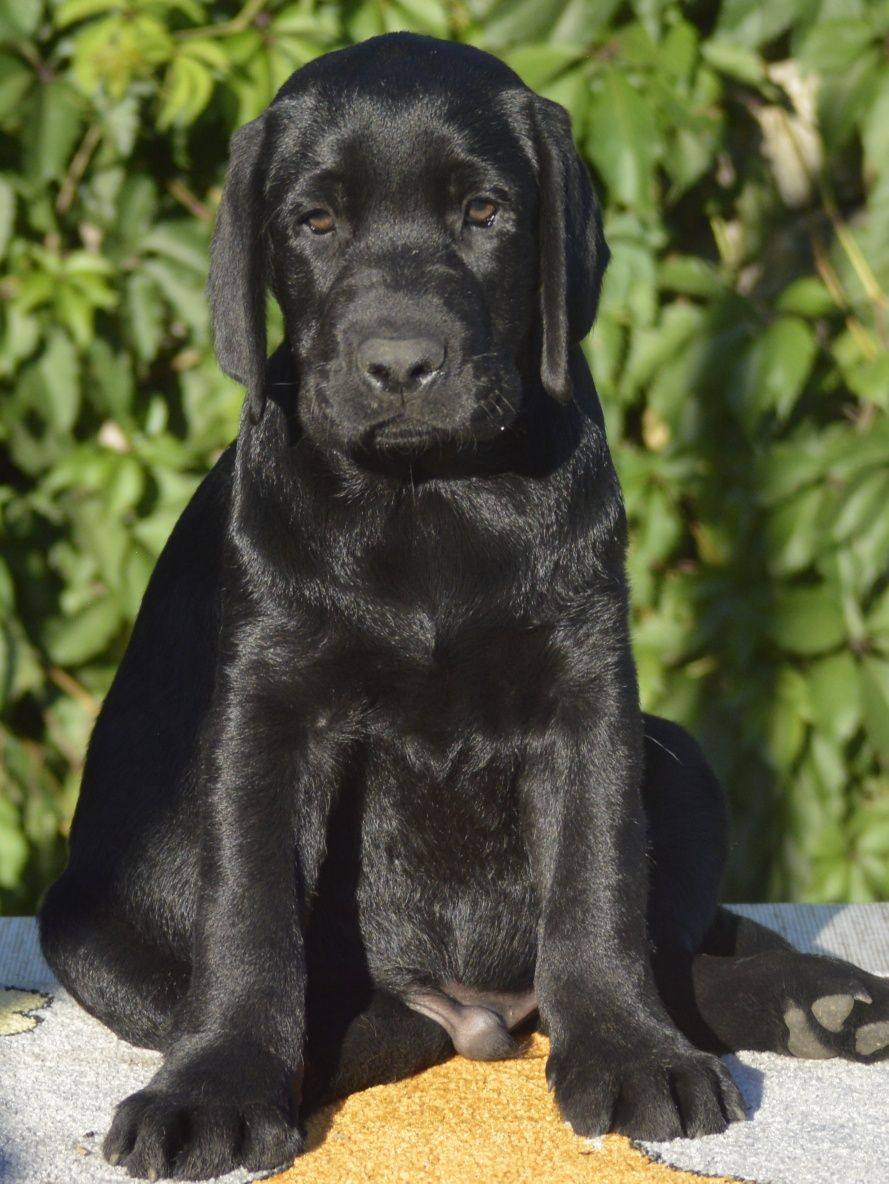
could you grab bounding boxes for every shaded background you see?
[1,0,888,912]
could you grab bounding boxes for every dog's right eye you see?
[464,197,499,228]
[303,210,336,235]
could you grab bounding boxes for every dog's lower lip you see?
[365,416,446,444]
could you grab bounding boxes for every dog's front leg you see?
[523,660,746,1141]
[103,653,339,1180]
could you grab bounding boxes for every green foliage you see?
[1,0,888,911]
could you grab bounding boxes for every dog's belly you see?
[311,740,538,1000]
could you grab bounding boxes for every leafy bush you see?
[1,0,887,912]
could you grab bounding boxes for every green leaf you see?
[765,485,824,576]
[587,67,660,212]
[732,317,817,432]
[808,732,846,799]
[103,94,140,157]
[844,352,889,408]
[0,624,14,709]
[701,39,765,86]
[45,597,122,667]
[861,657,889,758]
[716,0,802,47]
[0,0,42,40]
[776,278,837,318]
[0,53,33,121]
[0,175,14,263]
[796,19,875,73]
[862,71,889,185]
[103,455,144,517]
[125,272,165,364]
[157,53,215,130]
[831,470,889,543]
[0,799,29,890]
[54,285,94,349]
[141,257,207,334]
[23,80,85,183]
[39,329,81,432]
[599,232,658,326]
[808,652,862,743]
[501,44,585,91]
[658,256,725,298]
[111,174,159,252]
[755,435,829,504]
[344,0,385,42]
[823,418,889,483]
[387,0,449,38]
[765,667,810,767]
[85,336,134,423]
[660,19,698,84]
[478,0,578,49]
[817,47,880,151]
[41,443,117,494]
[769,585,847,656]
[118,543,155,618]
[55,0,119,28]
[142,220,208,273]
[868,587,889,652]
[620,303,702,398]
[71,12,174,97]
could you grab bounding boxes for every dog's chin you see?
[300,390,521,473]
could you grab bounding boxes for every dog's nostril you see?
[409,361,433,384]
[367,363,391,386]
[357,336,446,394]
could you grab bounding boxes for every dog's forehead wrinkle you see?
[267,92,529,207]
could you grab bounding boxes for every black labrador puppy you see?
[40,32,889,1181]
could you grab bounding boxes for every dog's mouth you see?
[340,395,524,479]
[363,398,516,451]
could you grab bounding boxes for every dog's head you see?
[209,34,607,457]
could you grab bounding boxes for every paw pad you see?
[811,993,856,1033]
[784,1005,835,1059]
[855,1019,889,1057]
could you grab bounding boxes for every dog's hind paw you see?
[781,959,889,1062]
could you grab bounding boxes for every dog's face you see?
[209,34,608,458]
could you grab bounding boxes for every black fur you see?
[39,33,889,1181]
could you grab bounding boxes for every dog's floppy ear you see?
[532,97,608,403]
[209,114,269,424]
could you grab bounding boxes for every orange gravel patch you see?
[265,1034,743,1184]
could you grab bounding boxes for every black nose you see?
[357,336,446,395]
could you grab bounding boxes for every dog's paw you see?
[782,958,889,1062]
[103,1040,304,1179]
[546,1035,746,1142]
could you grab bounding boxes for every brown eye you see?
[464,197,498,228]
[305,209,336,235]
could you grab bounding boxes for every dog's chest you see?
[353,736,538,990]
[327,584,567,743]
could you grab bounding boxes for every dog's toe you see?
[784,1005,836,1059]
[811,992,859,1032]
[855,1019,889,1057]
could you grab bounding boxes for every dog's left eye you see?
[304,209,336,235]
[464,197,498,228]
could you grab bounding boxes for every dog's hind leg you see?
[39,876,189,1051]
[641,716,889,1063]
[691,915,889,1062]
[302,987,454,1110]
